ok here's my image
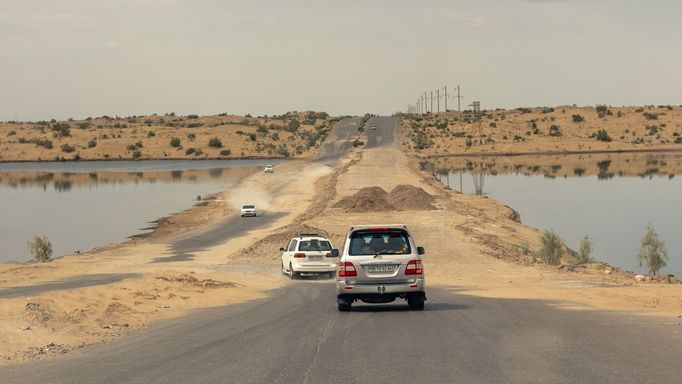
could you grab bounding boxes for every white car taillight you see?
[405,260,423,275]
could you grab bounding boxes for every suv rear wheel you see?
[337,302,351,312]
[408,296,425,310]
[288,263,297,280]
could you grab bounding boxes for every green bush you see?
[219,149,231,156]
[135,141,143,148]
[126,144,137,151]
[187,133,196,141]
[170,137,181,147]
[27,234,52,262]
[594,129,612,142]
[538,230,564,265]
[571,114,584,123]
[147,131,156,138]
[248,133,257,141]
[287,119,300,132]
[596,105,610,118]
[187,114,199,119]
[578,235,593,264]
[88,139,97,148]
[51,123,71,137]
[352,139,364,147]
[549,125,562,137]
[208,137,223,148]
[643,112,658,120]
[185,147,196,155]
[61,144,75,153]
[132,150,142,159]
[637,224,667,275]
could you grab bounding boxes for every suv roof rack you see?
[299,233,320,237]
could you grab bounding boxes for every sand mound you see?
[332,187,395,212]
[333,185,435,212]
[238,224,334,260]
[387,184,435,210]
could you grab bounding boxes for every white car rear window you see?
[349,230,411,255]
[298,240,332,252]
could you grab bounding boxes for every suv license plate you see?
[367,265,397,273]
[308,255,323,261]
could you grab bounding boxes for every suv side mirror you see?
[330,249,340,257]
[417,246,425,255]
[279,247,286,252]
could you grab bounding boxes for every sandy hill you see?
[401,105,682,157]
[0,111,335,162]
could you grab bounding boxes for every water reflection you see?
[430,152,682,275]
[0,167,258,192]
[0,159,280,263]
[427,152,682,181]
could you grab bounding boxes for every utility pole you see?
[444,86,448,112]
[424,92,428,113]
[455,85,463,121]
[436,89,440,113]
[470,100,482,143]
[430,91,433,114]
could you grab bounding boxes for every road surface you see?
[2,281,681,383]
[4,117,682,383]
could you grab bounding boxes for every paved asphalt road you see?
[5,118,682,383]
[3,281,682,384]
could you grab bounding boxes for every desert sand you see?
[1,112,681,365]
[0,111,333,162]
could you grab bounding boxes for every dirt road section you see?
[1,115,681,366]
[0,117,361,364]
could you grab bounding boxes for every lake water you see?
[0,160,281,263]
[430,152,682,275]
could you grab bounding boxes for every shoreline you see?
[2,116,682,366]
[0,158,279,265]
[423,146,682,159]
[0,155,300,164]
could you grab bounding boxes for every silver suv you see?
[335,224,426,311]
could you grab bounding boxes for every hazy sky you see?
[1,0,681,120]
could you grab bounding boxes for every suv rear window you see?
[298,240,332,252]
[348,230,411,256]
[242,205,255,209]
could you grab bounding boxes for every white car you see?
[280,234,338,279]
[240,204,257,217]
[264,164,273,173]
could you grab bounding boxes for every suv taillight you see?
[293,253,306,258]
[325,253,333,258]
[405,260,423,275]
[338,262,357,277]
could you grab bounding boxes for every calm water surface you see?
[432,153,682,275]
[0,160,281,263]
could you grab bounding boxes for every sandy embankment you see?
[2,116,682,365]
[0,156,345,364]
[304,127,682,319]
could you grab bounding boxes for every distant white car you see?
[264,164,273,173]
[280,234,338,279]
[370,125,377,130]
[240,204,257,217]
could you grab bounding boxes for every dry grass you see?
[401,105,682,157]
[0,111,334,161]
